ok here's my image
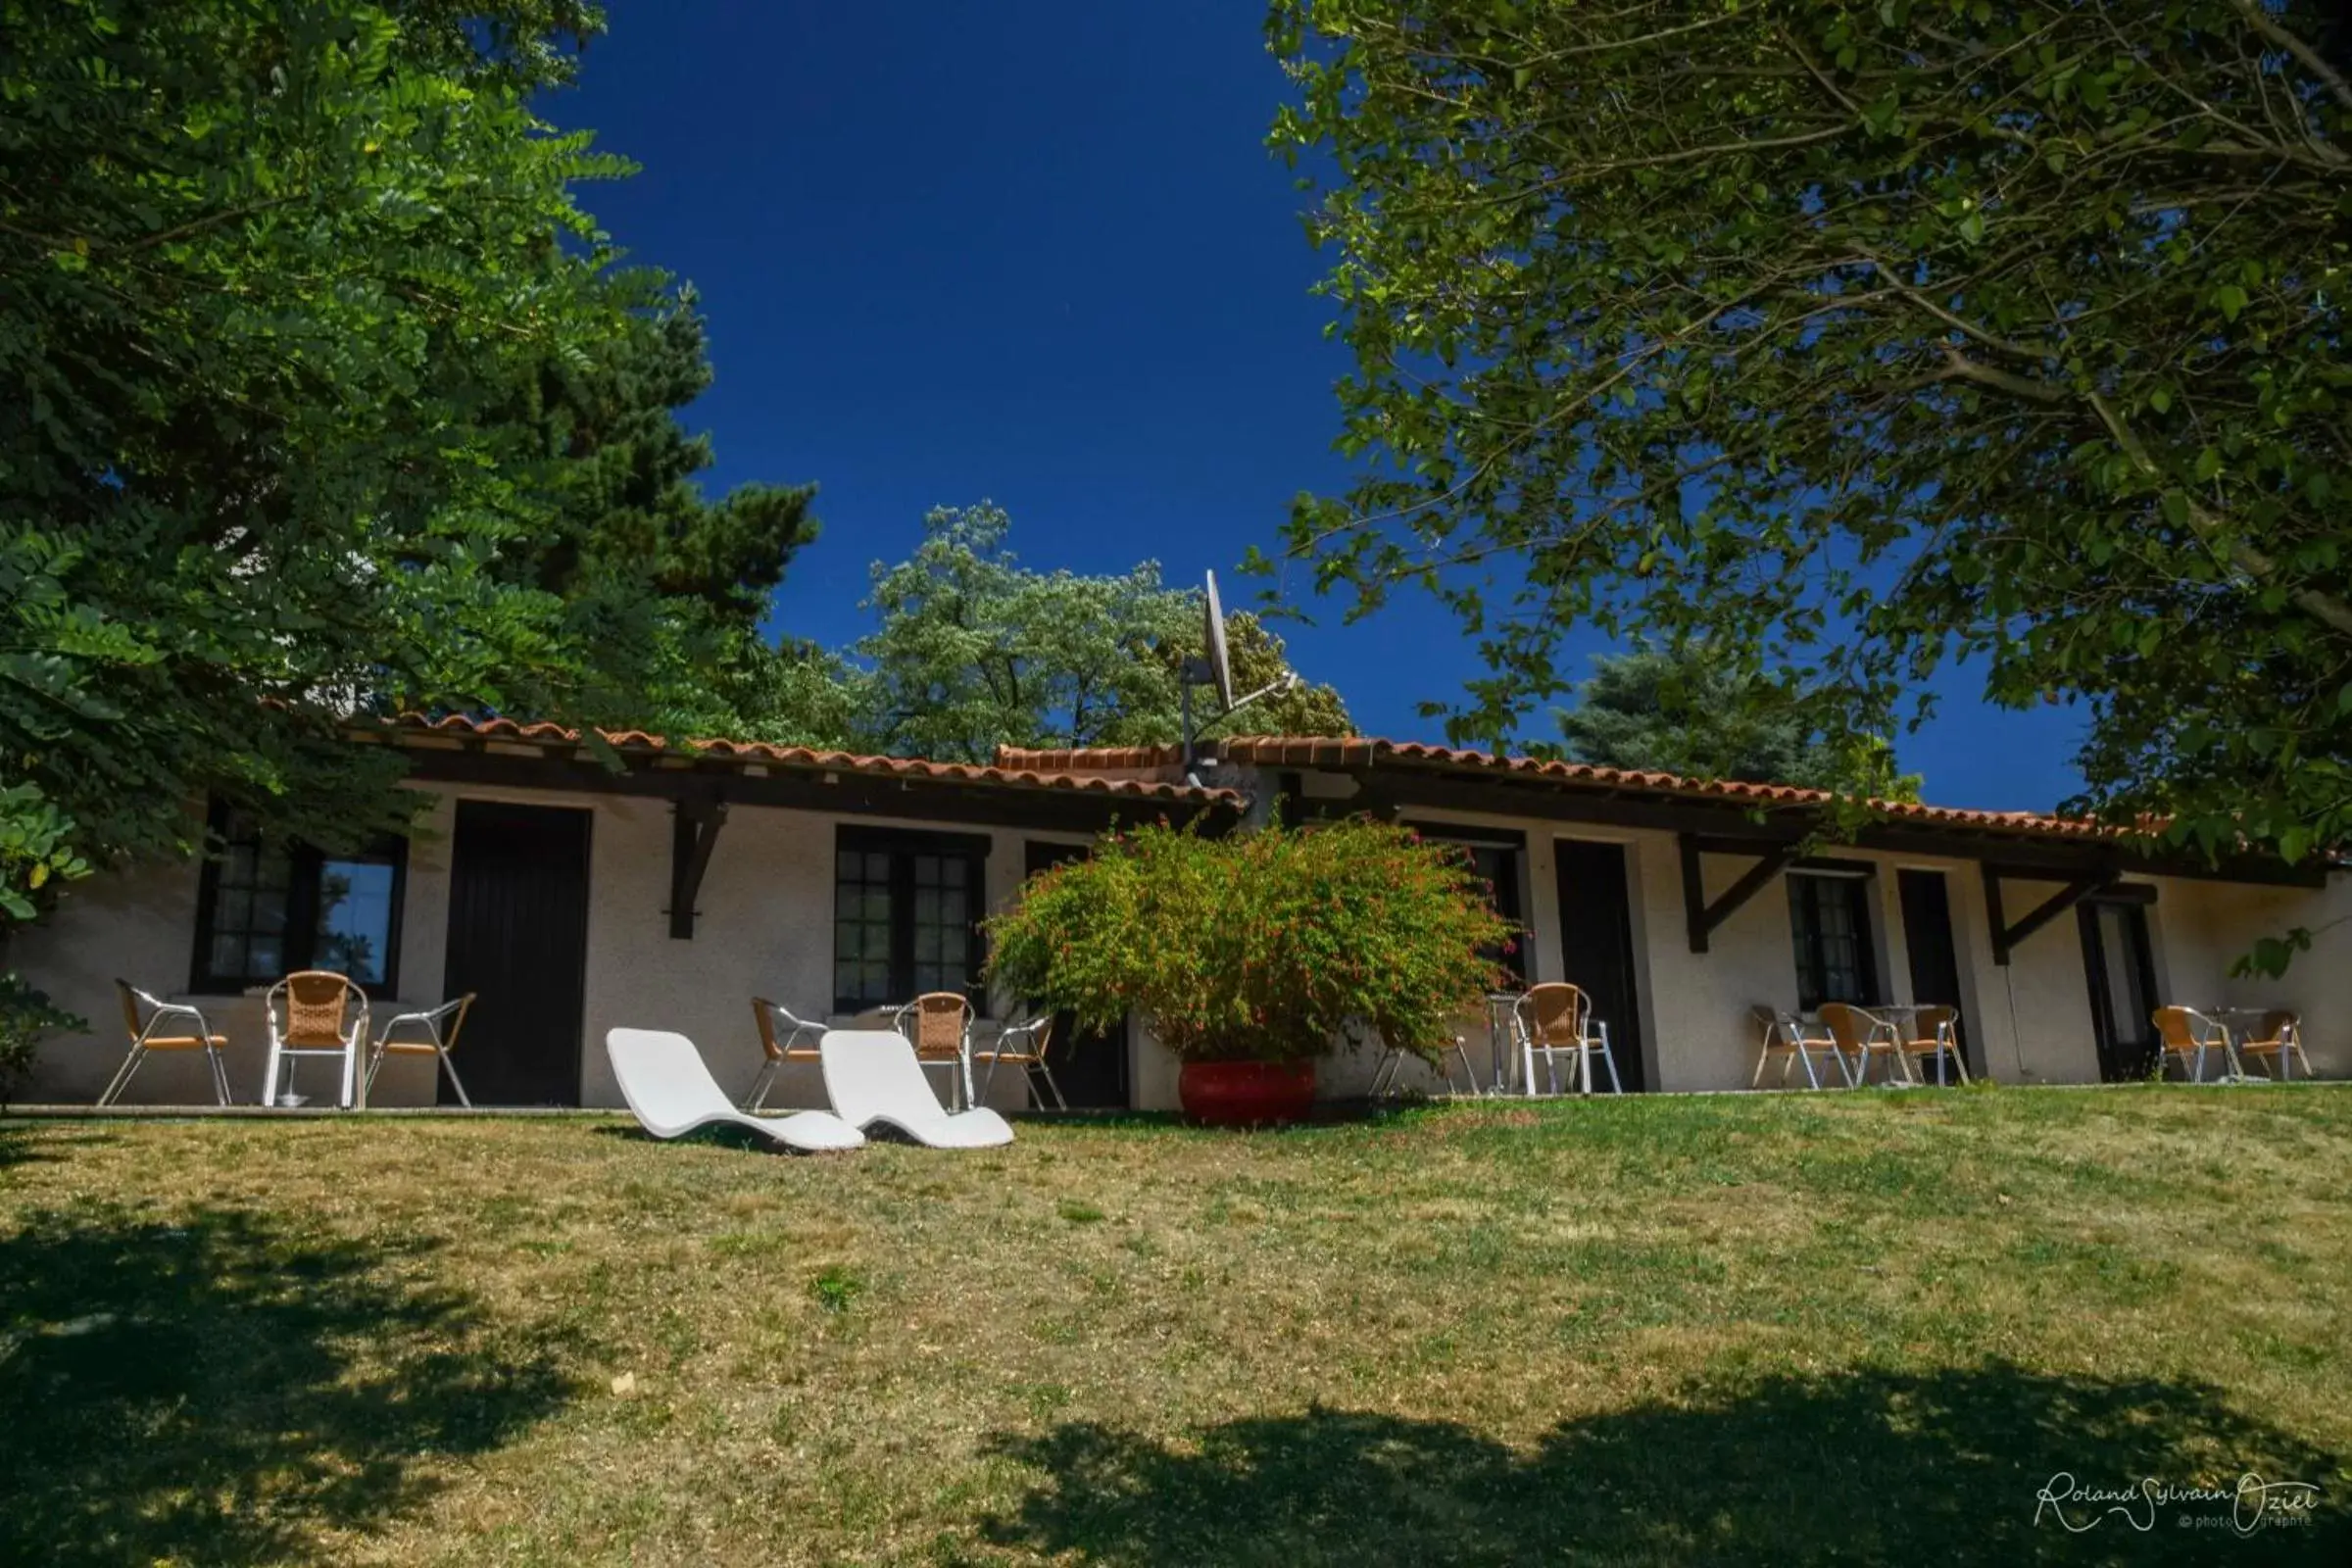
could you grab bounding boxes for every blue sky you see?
[546,3,2087,812]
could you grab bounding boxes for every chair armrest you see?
[141,1001,216,1042]
[371,1008,440,1047]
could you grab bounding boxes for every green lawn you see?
[2,1087,2347,1565]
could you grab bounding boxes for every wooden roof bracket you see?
[1680,832,1797,953]
[1983,863,2118,965]
[667,786,728,940]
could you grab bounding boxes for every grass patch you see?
[0,1089,2347,1563]
[808,1263,865,1315]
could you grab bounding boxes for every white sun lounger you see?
[607,1028,864,1152]
[819,1029,1015,1148]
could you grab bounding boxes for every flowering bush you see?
[985,817,1512,1065]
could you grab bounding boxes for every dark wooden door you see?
[1898,869,1972,1078]
[1552,839,1646,1091]
[1022,842,1129,1108]
[2080,897,2160,1083]
[442,801,592,1105]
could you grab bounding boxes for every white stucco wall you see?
[15,766,2345,1110]
[1215,768,2321,1096]
[11,781,1114,1110]
[2137,872,2351,1078]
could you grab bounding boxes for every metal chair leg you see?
[744,1059,777,1111]
[1448,1039,1476,1095]
[98,1042,145,1107]
[439,1050,472,1108]
[1035,1059,1068,1111]
[1594,1031,1624,1094]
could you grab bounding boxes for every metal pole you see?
[1181,673,1195,776]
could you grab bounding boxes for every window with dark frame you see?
[189,807,407,996]
[1788,868,1877,1011]
[1409,825,1528,987]
[832,826,988,1011]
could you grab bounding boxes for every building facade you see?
[16,719,2344,1108]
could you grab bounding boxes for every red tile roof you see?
[370,713,1245,808]
[996,737,2118,843]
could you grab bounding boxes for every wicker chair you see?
[263,969,368,1107]
[2232,1009,2312,1082]
[893,992,975,1111]
[103,980,231,1106]
[1818,1004,1906,1086]
[1897,1004,1971,1086]
[2151,1005,2240,1083]
[971,1012,1068,1110]
[746,997,825,1110]
[366,995,475,1107]
[1748,1004,1850,1090]
[1369,1029,1480,1099]
[1513,983,1622,1095]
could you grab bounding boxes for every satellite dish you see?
[1202,569,1236,711]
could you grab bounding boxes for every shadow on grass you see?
[0,1204,579,1565]
[984,1366,2347,1566]
[0,1121,112,1169]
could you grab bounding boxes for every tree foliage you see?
[501,278,821,735]
[0,0,808,939]
[1555,646,1921,801]
[783,504,1355,761]
[1267,0,2352,863]
[849,504,1197,760]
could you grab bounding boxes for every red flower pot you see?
[1179,1059,1317,1127]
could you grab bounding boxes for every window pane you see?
[315,860,394,985]
[839,845,900,1004]
[202,811,289,985]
